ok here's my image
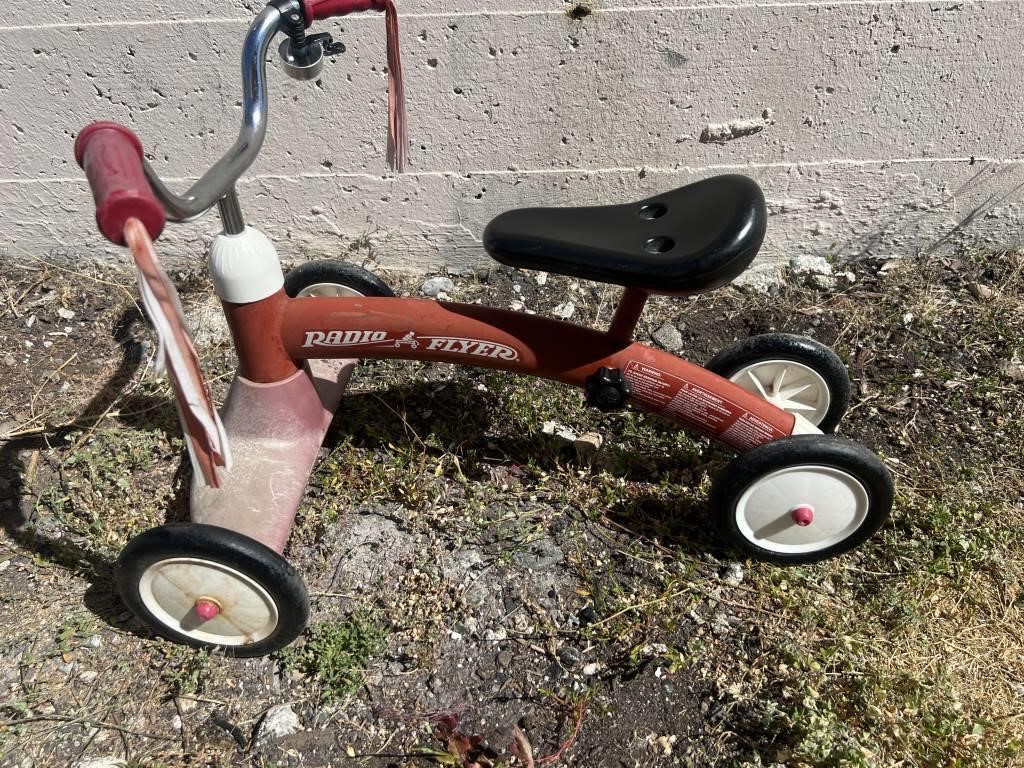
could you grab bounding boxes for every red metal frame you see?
[223,291,797,453]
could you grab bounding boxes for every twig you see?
[0,714,175,741]
[536,698,587,765]
[13,274,47,309]
[29,352,79,416]
[0,276,21,318]
[173,695,192,753]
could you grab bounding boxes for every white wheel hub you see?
[296,282,364,298]
[729,359,831,426]
[735,465,870,554]
[138,558,279,646]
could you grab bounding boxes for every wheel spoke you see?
[777,400,817,412]
[744,370,770,399]
[772,365,788,393]
[779,382,813,401]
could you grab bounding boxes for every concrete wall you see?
[3,0,1024,273]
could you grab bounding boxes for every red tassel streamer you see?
[303,0,408,171]
[382,0,408,172]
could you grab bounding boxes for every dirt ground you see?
[0,248,1021,768]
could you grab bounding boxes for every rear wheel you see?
[116,523,309,656]
[706,333,850,432]
[284,260,394,299]
[710,435,892,563]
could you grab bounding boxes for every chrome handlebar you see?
[143,3,288,221]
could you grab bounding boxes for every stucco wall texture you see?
[3,1,1024,273]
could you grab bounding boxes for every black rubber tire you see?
[284,260,395,299]
[706,333,851,433]
[709,434,893,564]
[115,523,309,657]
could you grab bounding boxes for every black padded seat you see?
[482,174,767,295]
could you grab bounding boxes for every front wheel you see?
[284,260,394,299]
[706,333,850,433]
[115,523,309,656]
[709,435,893,564]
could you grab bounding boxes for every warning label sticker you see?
[624,361,787,451]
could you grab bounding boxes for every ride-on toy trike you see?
[74,0,893,656]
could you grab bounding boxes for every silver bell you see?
[279,38,324,81]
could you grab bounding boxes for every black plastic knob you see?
[585,367,632,412]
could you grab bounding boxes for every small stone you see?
[558,647,582,668]
[255,704,301,744]
[535,272,549,286]
[789,255,836,288]
[552,301,575,320]
[78,670,99,684]
[84,635,101,649]
[421,276,455,297]
[496,650,514,669]
[4,355,15,367]
[175,696,197,713]
[653,322,683,352]
[171,714,183,731]
[999,359,1024,382]
[577,606,597,626]
[574,432,603,461]
[542,420,577,441]
[720,563,744,587]
[968,282,995,300]
[24,315,36,329]
[57,307,75,320]
[74,759,126,768]
[656,735,677,756]
[733,263,785,293]
[711,612,731,635]
[187,296,231,348]
[582,662,601,676]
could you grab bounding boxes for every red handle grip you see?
[74,122,166,246]
[301,0,385,25]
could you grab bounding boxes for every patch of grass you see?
[35,425,183,551]
[160,646,212,696]
[279,611,384,703]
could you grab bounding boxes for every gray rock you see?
[542,420,577,442]
[789,255,836,288]
[720,563,744,587]
[187,296,231,348]
[733,262,785,293]
[558,646,582,668]
[496,650,514,669]
[513,539,564,572]
[574,432,603,461]
[254,704,301,744]
[1000,359,1024,382]
[552,301,575,320]
[653,322,683,352]
[421,276,455,297]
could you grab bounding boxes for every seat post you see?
[607,288,650,341]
